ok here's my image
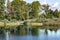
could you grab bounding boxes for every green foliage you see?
[40,4,60,19]
[31,1,41,18]
[0,0,60,20]
[11,0,29,20]
[0,0,5,20]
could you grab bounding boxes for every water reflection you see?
[0,27,60,40]
[5,31,10,40]
[0,34,5,40]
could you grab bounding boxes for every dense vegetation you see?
[0,0,60,21]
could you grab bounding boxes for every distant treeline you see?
[0,0,60,21]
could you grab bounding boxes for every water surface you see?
[0,28,60,40]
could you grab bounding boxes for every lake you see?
[0,27,60,40]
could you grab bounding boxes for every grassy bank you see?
[0,21,22,27]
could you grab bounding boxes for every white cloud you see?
[52,2,59,8]
[41,0,47,5]
[50,2,60,10]
[10,0,13,2]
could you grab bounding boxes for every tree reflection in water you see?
[0,26,60,40]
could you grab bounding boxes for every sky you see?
[10,0,60,10]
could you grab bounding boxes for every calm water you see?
[0,28,60,40]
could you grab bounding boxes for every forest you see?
[0,0,60,21]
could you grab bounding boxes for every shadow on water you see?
[30,28,38,36]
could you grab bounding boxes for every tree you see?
[6,0,13,20]
[0,0,5,20]
[53,9,59,18]
[31,1,41,18]
[41,4,55,18]
[58,11,60,18]
[11,0,29,20]
[42,4,50,14]
[48,9,54,18]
